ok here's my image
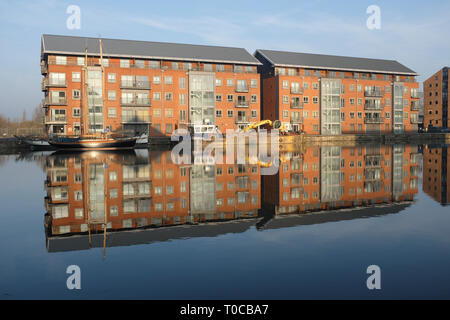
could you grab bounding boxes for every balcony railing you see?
[364,117,384,124]
[410,117,421,124]
[120,98,152,107]
[44,97,68,106]
[364,102,384,110]
[121,115,152,124]
[410,101,420,111]
[290,87,303,94]
[120,80,151,90]
[411,92,420,99]
[364,90,383,97]
[45,115,67,124]
[235,101,249,108]
[42,78,67,88]
[235,85,249,93]
[290,101,303,109]
[290,117,302,124]
[235,116,249,123]
[41,62,48,75]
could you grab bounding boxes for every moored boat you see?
[48,135,136,150]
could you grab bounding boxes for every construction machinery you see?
[242,120,286,132]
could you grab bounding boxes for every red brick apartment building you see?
[40,34,261,139]
[263,145,419,215]
[424,67,449,129]
[423,146,449,205]
[44,150,261,239]
[254,50,420,134]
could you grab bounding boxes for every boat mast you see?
[99,39,106,136]
[81,46,88,136]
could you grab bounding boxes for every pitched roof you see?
[256,49,417,75]
[41,34,261,65]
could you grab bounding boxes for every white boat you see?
[135,133,149,144]
[15,135,50,147]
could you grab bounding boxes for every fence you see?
[0,127,45,137]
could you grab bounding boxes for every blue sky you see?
[0,0,449,119]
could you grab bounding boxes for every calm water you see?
[0,144,449,299]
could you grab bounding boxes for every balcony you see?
[411,92,420,99]
[290,101,303,109]
[120,98,152,107]
[235,100,249,108]
[235,115,249,123]
[235,85,249,93]
[42,78,67,89]
[410,101,420,111]
[44,96,68,106]
[410,117,421,124]
[364,101,384,110]
[290,87,303,94]
[364,90,383,97]
[120,80,151,90]
[290,117,302,124]
[121,115,152,124]
[41,62,48,75]
[364,117,384,124]
[45,115,67,124]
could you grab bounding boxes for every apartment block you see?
[423,146,449,205]
[263,145,419,215]
[254,50,420,134]
[40,34,261,138]
[424,67,449,129]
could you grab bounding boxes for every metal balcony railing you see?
[410,117,421,124]
[410,101,420,111]
[290,87,303,94]
[121,115,152,124]
[290,101,303,109]
[235,116,249,123]
[364,117,384,124]
[235,85,249,93]
[42,78,67,88]
[235,100,249,107]
[120,80,151,90]
[45,115,67,123]
[44,97,68,106]
[290,117,302,124]
[364,102,384,110]
[411,92,420,99]
[364,90,383,97]
[120,98,152,107]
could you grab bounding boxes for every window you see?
[251,110,257,118]
[227,110,233,117]
[227,79,234,87]
[108,90,116,101]
[251,95,257,103]
[183,63,192,70]
[120,59,130,68]
[165,93,172,101]
[215,94,222,102]
[282,80,289,89]
[350,98,355,105]
[77,57,84,66]
[153,92,161,100]
[108,108,116,118]
[107,73,116,84]
[283,95,289,104]
[153,109,161,118]
[283,110,289,118]
[303,82,309,90]
[165,109,173,118]
[204,63,212,72]
[55,56,66,65]
[179,94,186,105]
[72,90,81,100]
[72,72,81,82]
[250,79,258,88]
[165,76,173,85]
[216,64,225,71]
[180,110,186,121]
[172,62,179,70]
[73,108,81,117]
[227,95,233,102]
[216,79,222,86]
[303,96,309,104]
[313,97,318,104]
[179,77,186,89]
[216,110,222,117]
[166,124,173,134]
[153,76,160,84]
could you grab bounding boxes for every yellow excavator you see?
[242,119,286,133]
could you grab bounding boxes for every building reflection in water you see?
[43,145,420,254]
[423,145,449,205]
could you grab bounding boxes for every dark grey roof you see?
[256,49,417,75]
[41,34,261,65]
